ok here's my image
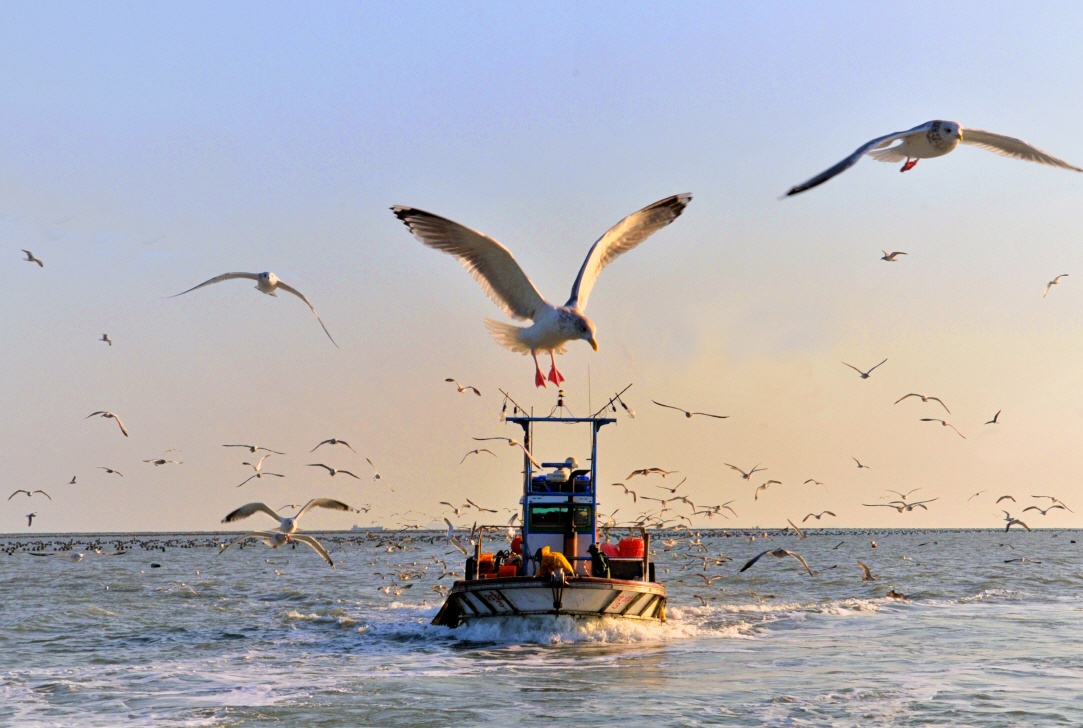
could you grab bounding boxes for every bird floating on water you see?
[785,120,1082,196]
[392,194,691,387]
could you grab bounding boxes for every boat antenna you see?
[592,383,634,418]
[498,389,527,422]
[548,389,576,418]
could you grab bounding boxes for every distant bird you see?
[1031,495,1074,512]
[996,495,1016,504]
[627,467,679,479]
[143,459,182,466]
[8,490,51,500]
[920,418,966,438]
[170,271,338,347]
[310,438,355,453]
[439,502,471,516]
[100,334,112,346]
[242,454,274,472]
[392,194,691,387]
[1023,504,1068,516]
[443,518,454,541]
[1044,274,1069,298]
[857,560,877,582]
[1004,557,1042,564]
[460,448,496,464]
[465,499,497,514]
[754,480,781,501]
[842,359,887,379]
[21,250,43,267]
[366,458,394,491]
[68,476,76,485]
[886,488,921,501]
[695,574,724,586]
[739,548,815,577]
[224,444,286,455]
[802,511,836,522]
[610,483,638,503]
[864,498,939,513]
[650,400,728,419]
[784,120,1082,197]
[967,491,987,502]
[886,589,908,600]
[985,410,1002,425]
[473,437,542,468]
[895,393,950,413]
[787,519,807,540]
[655,477,688,495]
[724,463,765,480]
[881,251,907,262]
[237,471,285,487]
[307,463,360,479]
[692,595,717,607]
[26,513,36,526]
[1005,515,1031,532]
[85,411,128,437]
[97,467,123,476]
[853,457,871,469]
[445,378,481,396]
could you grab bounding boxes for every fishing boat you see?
[432,402,666,628]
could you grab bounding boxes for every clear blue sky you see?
[2,2,1082,531]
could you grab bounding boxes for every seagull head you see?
[569,311,598,351]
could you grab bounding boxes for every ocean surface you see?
[2,528,1081,727]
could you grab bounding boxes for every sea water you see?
[1,529,1080,727]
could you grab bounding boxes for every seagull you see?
[85,411,128,437]
[985,410,1002,425]
[1023,504,1068,516]
[8,490,51,500]
[237,471,285,487]
[895,393,950,414]
[864,498,939,513]
[996,495,1016,504]
[67,476,76,485]
[445,378,481,396]
[739,548,815,577]
[224,444,286,454]
[100,334,112,346]
[655,477,688,495]
[439,502,471,516]
[143,459,182,466]
[366,458,394,491]
[627,468,679,479]
[886,488,921,501]
[1031,495,1074,512]
[881,251,907,262]
[392,193,692,387]
[842,359,887,379]
[310,438,355,453]
[306,463,360,479]
[853,457,870,469]
[650,401,728,419]
[218,498,352,566]
[724,463,765,480]
[787,519,807,540]
[97,467,123,476]
[784,120,1082,196]
[857,560,877,582]
[460,448,497,464]
[1044,274,1069,298]
[967,491,987,502]
[695,574,724,586]
[22,250,44,267]
[242,454,274,472]
[802,511,836,522]
[610,483,638,503]
[466,499,497,514]
[1005,515,1031,532]
[170,271,338,347]
[920,418,966,438]
[1004,557,1042,564]
[754,480,781,500]
[473,437,542,468]
[26,513,36,526]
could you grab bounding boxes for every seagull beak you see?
[588,336,598,352]
[957,129,964,142]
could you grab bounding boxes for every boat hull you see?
[431,576,666,628]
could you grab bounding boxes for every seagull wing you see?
[295,497,352,521]
[273,280,339,348]
[8,490,30,500]
[960,128,1083,171]
[927,397,951,414]
[867,358,888,373]
[221,502,282,525]
[338,470,361,479]
[392,206,548,321]
[785,124,934,196]
[112,415,128,437]
[894,393,921,404]
[236,474,258,488]
[565,193,692,311]
[291,534,335,567]
[739,549,772,572]
[307,463,333,473]
[218,530,281,557]
[651,400,686,414]
[170,272,260,297]
[785,550,815,576]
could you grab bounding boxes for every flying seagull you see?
[8,490,51,500]
[857,560,877,582]
[802,511,836,522]
[651,400,728,419]
[920,418,966,439]
[853,457,870,469]
[739,548,815,577]
[881,251,907,262]
[100,334,112,346]
[143,459,182,466]
[26,513,36,526]
[445,379,481,396]
[842,359,887,379]
[21,250,43,267]
[224,444,286,455]
[473,437,542,468]
[97,467,123,476]
[754,480,782,501]
[85,411,128,437]
[310,438,355,453]
[170,272,338,347]
[627,468,679,479]
[985,410,1002,425]
[895,393,950,414]
[366,458,394,491]
[306,463,360,479]
[460,448,496,464]
[785,120,1082,196]
[996,495,1016,504]
[724,463,765,480]
[1044,274,1068,298]
[392,193,692,387]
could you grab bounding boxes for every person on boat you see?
[587,543,610,578]
[533,546,575,578]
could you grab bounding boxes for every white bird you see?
[243,454,274,472]
[306,463,360,479]
[724,463,765,480]
[739,548,815,577]
[895,393,950,414]
[366,458,394,491]
[443,518,454,541]
[86,411,128,437]
[170,271,338,347]
[473,437,542,468]
[310,438,355,453]
[785,120,1082,196]
[1044,274,1069,298]
[9,490,51,500]
[100,334,112,346]
[236,471,285,487]
[218,498,352,566]
[393,194,692,387]
[842,359,887,379]
[21,250,43,267]
[881,251,907,262]
[460,448,496,464]
[445,378,481,396]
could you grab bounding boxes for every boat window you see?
[528,505,593,533]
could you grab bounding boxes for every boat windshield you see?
[528,504,593,533]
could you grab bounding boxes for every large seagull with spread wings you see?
[393,194,692,387]
[786,120,1081,196]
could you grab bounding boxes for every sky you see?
[2,2,1083,532]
